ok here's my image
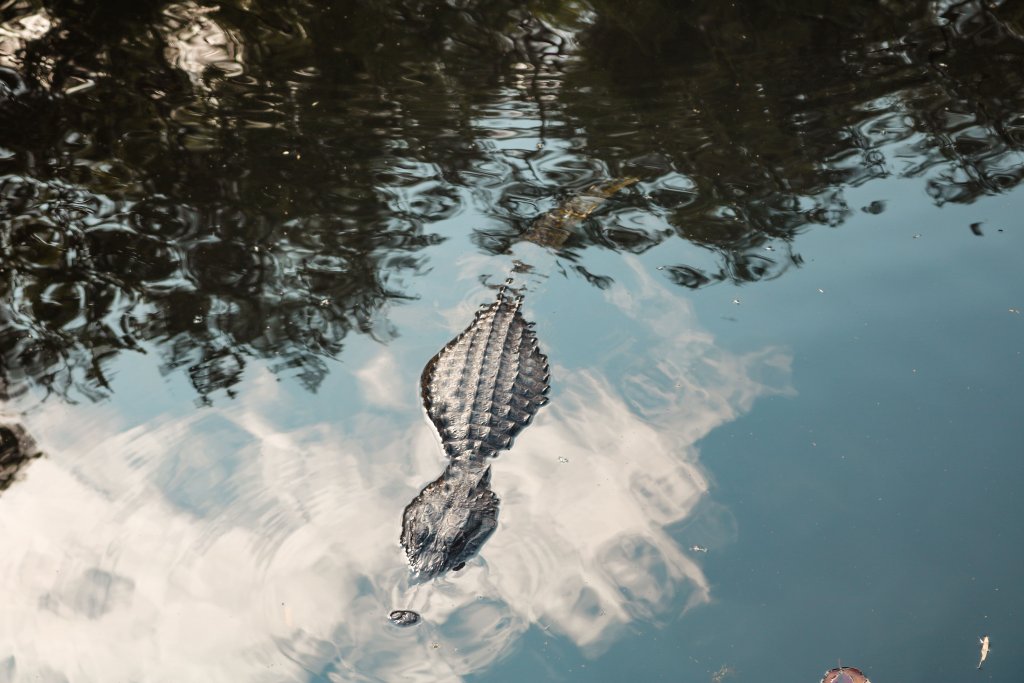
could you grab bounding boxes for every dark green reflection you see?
[2,0,1023,400]
[0,423,41,493]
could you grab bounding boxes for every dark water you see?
[1,1,1022,681]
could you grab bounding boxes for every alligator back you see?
[420,284,549,461]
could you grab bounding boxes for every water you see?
[1,1,1022,681]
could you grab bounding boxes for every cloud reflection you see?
[0,269,791,681]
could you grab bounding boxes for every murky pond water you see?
[1,1,1022,681]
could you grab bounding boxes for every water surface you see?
[1,1,1022,681]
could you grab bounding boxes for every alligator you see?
[400,283,549,579]
[392,179,636,624]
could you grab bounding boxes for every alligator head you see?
[400,457,499,579]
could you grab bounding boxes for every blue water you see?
[1,1,1023,681]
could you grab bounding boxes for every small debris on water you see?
[689,544,708,553]
[192,315,203,324]
[388,610,421,627]
[818,288,825,293]
[1010,308,1021,314]
[912,233,921,239]
[558,456,569,464]
[978,634,991,669]
[319,298,330,307]
[711,665,735,683]
[430,641,440,649]
[511,259,534,274]
[971,222,984,236]
[732,298,740,305]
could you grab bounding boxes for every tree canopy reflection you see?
[2,0,1023,400]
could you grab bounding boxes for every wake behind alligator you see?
[401,283,550,579]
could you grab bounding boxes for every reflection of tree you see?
[3,0,1024,400]
[468,0,1024,285]
[551,0,1024,285]
[0,423,41,493]
[0,172,435,401]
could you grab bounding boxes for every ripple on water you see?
[185,240,266,293]
[3,1,1024,679]
[129,195,199,241]
[86,225,182,283]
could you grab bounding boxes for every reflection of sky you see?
[0,263,791,681]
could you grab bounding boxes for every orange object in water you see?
[821,667,870,683]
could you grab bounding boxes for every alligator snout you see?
[401,458,498,579]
